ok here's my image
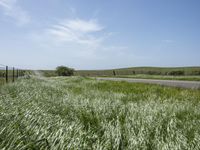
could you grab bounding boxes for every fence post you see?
[113,70,116,76]
[17,69,19,78]
[12,67,15,82]
[6,66,8,83]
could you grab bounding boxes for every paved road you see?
[95,77,200,89]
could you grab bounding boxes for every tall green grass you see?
[0,78,5,85]
[0,77,200,149]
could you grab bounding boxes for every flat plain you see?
[0,76,200,149]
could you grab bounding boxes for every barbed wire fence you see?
[0,64,25,84]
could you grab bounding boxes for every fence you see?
[0,64,25,85]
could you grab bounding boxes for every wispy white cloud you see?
[0,0,30,25]
[162,39,174,43]
[63,19,103,33]
[30,17,131,68]
[42,18,104,48]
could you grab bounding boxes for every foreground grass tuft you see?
[0,77,200,149]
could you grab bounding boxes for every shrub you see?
[146,71,161,75]
[167,70,185,76]
[191,71,200,75]
[0,72,5,77]
[56,66,74,76]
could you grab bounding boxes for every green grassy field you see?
[75,66,200,76]
[0,76,200,149]
[38,70,57,77]
[0,78,5,85]
[37,67,200,82]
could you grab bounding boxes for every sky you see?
[0,0,200,70]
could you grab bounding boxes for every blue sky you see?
[0,0,200,70]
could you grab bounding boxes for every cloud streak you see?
[0,0,30,25]
[44,18,104,48]
[162,40,174,43]
[30,17,132,69]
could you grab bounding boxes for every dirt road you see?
[95,77,200,89]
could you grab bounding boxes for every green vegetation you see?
[37,67,74,77]
[38,67,200,82]
[38,70,57,77]
[0,70,15,85]
[0,70,27,85]
[75,66,200,76]
[56,66,74,76]
[0,76,200,149]
[0,78,5,85]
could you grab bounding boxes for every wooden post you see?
[12,67,15,82]
[17,69,19,78]
[6,66,8,83]
[113,70,116,76]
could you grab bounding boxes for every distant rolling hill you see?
[75,66,200,76]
